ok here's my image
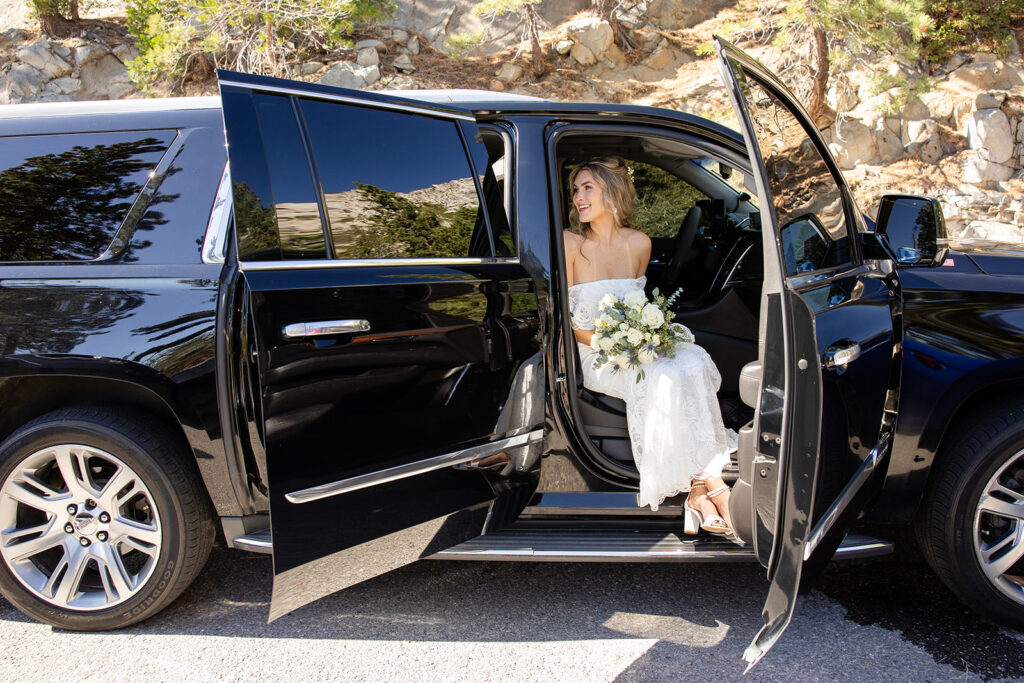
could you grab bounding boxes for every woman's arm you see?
[574,328,594,345]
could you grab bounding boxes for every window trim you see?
[238,256,521,272]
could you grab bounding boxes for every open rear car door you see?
[715,39,902,666]
[216,71,543,620]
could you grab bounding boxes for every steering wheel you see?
[661,206,702,292]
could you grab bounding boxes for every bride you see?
[564,156,737,535]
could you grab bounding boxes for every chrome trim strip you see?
[285,429,544,504]
[431,548,757,562]
[282,319,370,338]
[96,130,186,261]
[804,434,890,560]
[240,256,521,271]
[219,79,476,122]
[202,161,232,264]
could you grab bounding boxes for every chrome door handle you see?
[823,342,861,371]
[281,319,371,338]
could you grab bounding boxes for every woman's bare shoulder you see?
[625,228,652,250]
[563,230,585,250]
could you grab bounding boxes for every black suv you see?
[0,40,1022,663]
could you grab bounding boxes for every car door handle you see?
[281,319,371,338]
[823,342,861,371]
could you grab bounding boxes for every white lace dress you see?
[570,276,737,510]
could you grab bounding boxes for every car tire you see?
[0,406,215,630]
[916,401,1024,629]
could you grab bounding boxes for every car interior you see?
[553,133,765,481]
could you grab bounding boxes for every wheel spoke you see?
[978,492,1024,522]
[981,527,1024,581]
[2,520,64,562]
[109,516,160,551]
[53,446,100,499]
[98,466,137,510]
[2,479,66,515]
[50,545,91,606]
[96,544,134,601]
[992,481,1024,505]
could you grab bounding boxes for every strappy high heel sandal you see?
[706,484,733,535]
[684,482,731,536]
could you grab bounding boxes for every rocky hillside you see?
[2,0,1023,243]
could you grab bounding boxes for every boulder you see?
[0,63,44,104]
[900,97,930,121]
[17,38,72,79]
[74,44,108,67]
[570,43,597,67]
[391,29,409,44]
[48,76,82,95]
[393,54,416,73]
[828,119,876,169]
[966,108,1014,164]
[495,62,523,83]
[949,56,1023,91]
[80,54,133,99]
[643,39,676,72]
[113,45,138,62]
[356,39,386,53]
[407,35,420,55]
[555,39,573,55]
[875,127,904,162]
[963,156,1014,183]
[301,61,325,75]
[976,91,1006,109]
[357,47,380,67]
[920,89,955,122]
[826,77,858,113]
[647,0,732,30]
[566,17,613,61]
[319,62,369,88]
[0,28,27,50]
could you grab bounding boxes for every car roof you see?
[0,89,743,146]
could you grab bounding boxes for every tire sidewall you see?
[0,416,188,630]
[945,422,1024,624]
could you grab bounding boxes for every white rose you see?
[626,328,643,346]
[640,303,665,328]
[598,313,615,328]
[638,346,656,365]
[598,335,615,351]
[624,289,647,309]
[598,293,617,311]
[590,333,602,351]
[651,334,660,346]
[612,330,625,340]
[612,354,629,369]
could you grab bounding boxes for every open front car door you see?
[715,39,902,667]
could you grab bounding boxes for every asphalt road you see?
[0,531,1022,682]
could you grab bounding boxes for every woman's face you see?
[572,169,611,225]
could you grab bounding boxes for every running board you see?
[232,528,272,554]
[429,530,892,563]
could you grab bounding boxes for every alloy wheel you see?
[0,444,162,611]
[973,447,1024,606]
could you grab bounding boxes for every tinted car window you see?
[464,123,515,256]
[740,78,850,275]
[300,99,486,259]
[0,130,174,262]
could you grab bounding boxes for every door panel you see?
[714,40,900,665]
[218,70,542,619]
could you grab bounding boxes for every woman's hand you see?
[575,328,594,346]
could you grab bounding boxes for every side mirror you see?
[874,194,947,267]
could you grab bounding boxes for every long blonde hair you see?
[568,156,636,241]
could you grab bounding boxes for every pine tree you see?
[472,0,546,77]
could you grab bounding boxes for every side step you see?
[232,528,272,554]
[430,529,892,563]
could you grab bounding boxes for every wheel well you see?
[0,375,188,456]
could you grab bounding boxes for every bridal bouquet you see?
[590,287,693,382]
